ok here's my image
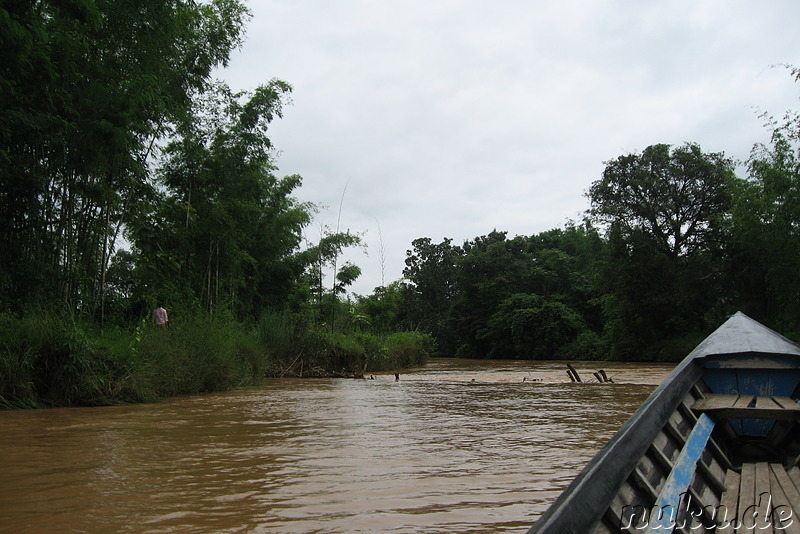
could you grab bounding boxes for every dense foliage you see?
[0,1,431,408]
[1,0,249,315]
[2,2,799,406]
[386,88,800,360]
[393,224,608,360]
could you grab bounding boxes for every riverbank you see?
[0,310,433,409]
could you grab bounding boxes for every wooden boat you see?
[528,311,800,533]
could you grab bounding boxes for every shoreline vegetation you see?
[3,3,800,409]
[0,308,433,410]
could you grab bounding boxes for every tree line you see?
[359,92,800,361]
[2,2,799,407]
[0,0,429,408]
[0,0,367,325]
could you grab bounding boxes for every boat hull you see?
[528,312,800,533]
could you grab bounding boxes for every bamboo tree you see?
[0,0,250,317]
[134,81,320,319]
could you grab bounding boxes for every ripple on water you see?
[0,359,671,533]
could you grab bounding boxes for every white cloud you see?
[219,0,800,295]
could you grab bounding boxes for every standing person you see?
[153,304,169,328]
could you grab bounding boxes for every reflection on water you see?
[0,359,673,533]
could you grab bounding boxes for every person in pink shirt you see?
[152,305,169,327]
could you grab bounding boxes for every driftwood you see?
[566,363,582,382]
[278,351,304,378]
[567,364,613,383]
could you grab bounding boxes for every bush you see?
[132,309,266,398]
[0,305,436,409]
[0,310,121,408]
[256,308,435,377]
[559,330,606,361]
[0,306,270,409]
[256,308,297,363]
[375,331,434,371]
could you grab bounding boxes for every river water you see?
[0,358,673,533]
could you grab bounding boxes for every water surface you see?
[0,359,673,533]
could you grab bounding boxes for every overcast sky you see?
[218,0,800,296]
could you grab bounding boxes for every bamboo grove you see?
[0,1,430,408]
[1,1,363,325]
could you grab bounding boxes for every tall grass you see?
[372,331,434,371]
[130,310,265,399]
[0,307,435,409]
[0,308,266,408]
[257,309,434,377]
[0,309,113,408]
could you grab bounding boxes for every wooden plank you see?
[715,469,740,534]
[773,396,800,410]
[600,507,632,534]
[693,393,800,420]
[695,455,727,495]
[756,396,779,410]
[738,463,757,532]
[665,419,690,447]
[631,466,659,499]
[788,466,800,490]
[733,394,755,409]
[643,413,715,533]
[693,394,740,411]
[771,464,800,516]
[769,465,800,534]
[754,463,774,533]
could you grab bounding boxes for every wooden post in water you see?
[566,363,582,383]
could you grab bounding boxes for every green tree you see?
[400,237,463,353]
[294,228,364,325]
[590,143,733,260]
[0,0,249,321]
[451,231,529,357]
[727,77,800,337]
[483,294,585,359]
[451,227,604,359]
[589,143,735,359]
[353,281,406,333]
[131,81,312,319]
[401,225,607,359]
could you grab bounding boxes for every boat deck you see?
[693,394,800,421]
[717,463,800,534]
[598,386,800,533]
[527,313,800,534]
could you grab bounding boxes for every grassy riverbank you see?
[0,309,433,409]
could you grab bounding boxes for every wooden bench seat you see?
[717,463,800,533]
[692,394,800,420]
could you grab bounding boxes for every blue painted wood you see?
[702,368,739,393]
[739,369,790,435]
[528,313,800,534]
[702,368,743,433]
[702,354,800,369]
[702,367,800,396]
[644,413,716,533]
[701,367,800,436]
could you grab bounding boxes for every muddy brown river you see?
[0,358,673,533]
